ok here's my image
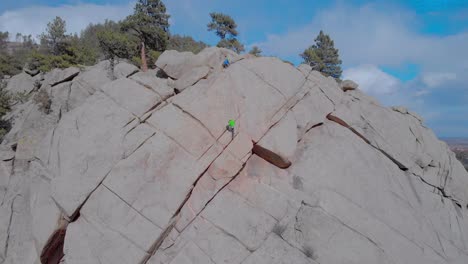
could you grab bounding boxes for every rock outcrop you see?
[1,49,468,264]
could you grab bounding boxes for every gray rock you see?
[5,72,36,94]
[156,47,238,79]
[130,71,174,100]
[173,66,210,93]
[44,67,80,86]
[101,78,162,117]
[340,79,359,91]
[114,61,139,79]
[2,47,468,264]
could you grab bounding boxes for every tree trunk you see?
[140,42,148,72]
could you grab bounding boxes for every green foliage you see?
[122,0,170,52]
[0,32,8,51]
[207,13,238,39]
[0,82,11,142]
[249,46,262,56]
[97,29,137,61]
[207,12,244,54]
[10,91,31,105]
[147,50,162,65]
[167,35,208,54]
[300,30,342,79]
[27,51,74,72]
[40,16,68,55]
[0,53,22,79]
[217,38,244,54]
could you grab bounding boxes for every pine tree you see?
[249,46,262,56]
[207,12,244,54]
[40,17,68,55]
[300,30,342,79]
[122,0,170,71]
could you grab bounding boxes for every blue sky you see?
[1,0,467,137]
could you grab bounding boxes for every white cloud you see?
[414,90,430,97]
[342,64,400,95]
[252,2,468,82]
[0,2,135,39]
[421,72,457,88]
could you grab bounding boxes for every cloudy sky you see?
[1,0,467,137]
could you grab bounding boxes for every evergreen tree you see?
[122,0,170,71]
[168,35,208,54]
[217,38,244,54]
[97,26,137,75]
[300,30,342,79]
[207,13,238,39]
[0,32,9,51]
[207,12,244,54]
[249,46,262,56]
[40,16,68,55]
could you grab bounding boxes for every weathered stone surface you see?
[44,67,80,86]
[340,79,359,91]
[2,47,468,264]
[297,64,312,77]
[173,66,210,93]
[329,92,468,206]
[156,47,238,79]
[130,71,174,100]
[291,81,333,139]
[5,72,36,94]
[255,111,297,168]
[171,61,287,142]
[49,92,135,218]
[242,234,317,264]
[114,61,139,79]
[146,103,216,158]
[101,78,161,117]
[103,131,206,229]
[68,61,113,110]
[201,188,277,251]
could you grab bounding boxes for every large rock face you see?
[1,49,468,264]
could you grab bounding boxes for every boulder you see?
[340,79,359,91]
[44,67,80,87]
[130,71,174,100]
[24,68,40,77]
[155,47,238,79]
[101,78,162,117]
[173,66,210,93]
[5,72,36,94]
[68,61,113,110]
[114,61,139,79]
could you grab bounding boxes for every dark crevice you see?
[126,70,139,78]
[40,221,68,264]
[327,114,409,171]
[142,131,242,262]
[298,122,324,143]
[3,195,21,262]
[172,102,216,140]
[252,144,291,169]
[178,159,249,234]
[51,72,80,87]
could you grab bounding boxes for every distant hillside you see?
[443,138,468,171]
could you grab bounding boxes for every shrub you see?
[33,89,52,114]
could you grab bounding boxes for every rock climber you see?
[223,56,230,68]
[226,119,235,140]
